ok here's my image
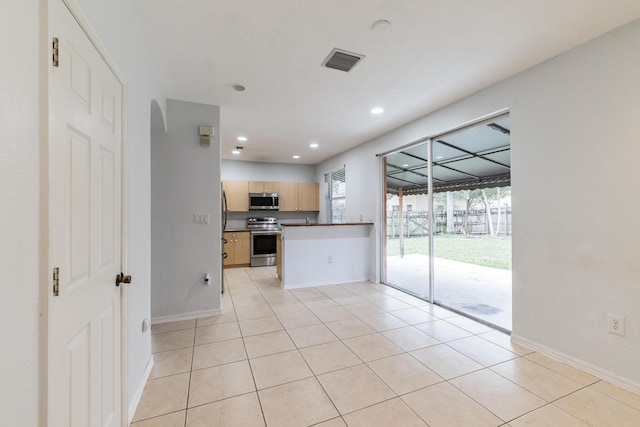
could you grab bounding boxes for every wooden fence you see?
[387,208,512,237]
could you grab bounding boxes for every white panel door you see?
[48,1,123,426]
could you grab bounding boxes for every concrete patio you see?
[385,254,512,330]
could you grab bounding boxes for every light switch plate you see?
[194,213,210,224]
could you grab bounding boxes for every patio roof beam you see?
[432,162,480,180]
[399,145,510,176]
[487,122,510,135]
[400,151,428,163]
[392,151,478,182]
[436,146,510,167]
[436,139,511,170]
[387,175,421,187]
[387,162,446,183]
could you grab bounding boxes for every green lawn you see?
[386,234,512,270]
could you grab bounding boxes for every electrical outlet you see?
[328,255,333,263]
[608,314,625,336]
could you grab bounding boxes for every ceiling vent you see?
[321,48,365,72]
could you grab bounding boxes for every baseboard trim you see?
[151,308,223,325]
[128,355,154,424]
[511,334,640,395]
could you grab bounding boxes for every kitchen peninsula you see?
[279,222,374,289]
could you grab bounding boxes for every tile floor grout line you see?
[238,271,274,427]
[139,267,640,425]
[241,347,268,425]
[181,313,199,426]
[486,358,592,405]
[443,373,512,424]
[504,401,584,425]
[443,343,594,425]
[288,280,435,423]
[521,353,601,387]
[255,269,347,425]
[131,409,186,425]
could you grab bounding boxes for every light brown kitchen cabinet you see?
[223,231,250,267]
[248,181,279,194]
[278,182,298,211]
[222,180,249,211]
[278,182,319,211]
[223,179,318,212]
[298,182,319,211]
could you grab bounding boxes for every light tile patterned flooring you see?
[132,267,640,427]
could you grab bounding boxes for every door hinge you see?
[52,37,59,67]
[53,267,60,296]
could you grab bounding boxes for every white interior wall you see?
[151,100,222,321]
[0,0,169,423]
[282,225,373,288]
[222,158,316,182]
[0,2,41,425]
[317,19,640,391]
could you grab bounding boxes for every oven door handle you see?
[250,230,281,235]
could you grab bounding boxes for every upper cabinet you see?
[298,182,319,211]
[222,180,248,211]
[248,181,279,194]
[278,182,298,211]
[279,182,319,211]
[223,179,319,212]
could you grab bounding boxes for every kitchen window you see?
[325,167,346,223]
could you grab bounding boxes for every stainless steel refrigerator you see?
[221,185,228,294]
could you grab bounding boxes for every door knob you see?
[115,272,132,287]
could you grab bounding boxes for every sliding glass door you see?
[383,115,512,331]
[384,143,431,299]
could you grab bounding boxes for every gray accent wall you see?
[151,100,222,320]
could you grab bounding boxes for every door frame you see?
[44,0,129,425]
[378,109,510,323]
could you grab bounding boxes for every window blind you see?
[325,167,346,223]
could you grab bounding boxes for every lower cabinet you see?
[223,231,250,267]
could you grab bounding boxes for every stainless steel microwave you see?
[249,193,279,210]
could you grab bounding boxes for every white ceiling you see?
[133,0,640,165]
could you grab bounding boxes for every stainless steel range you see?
[247,217,281,267]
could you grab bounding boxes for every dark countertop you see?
[280,222,374,227]
[224,228,251,232]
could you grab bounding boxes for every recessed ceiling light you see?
[402,164,409,168]
[371,107,384,114]
[292,155,300,159]
[309,143,319,148]
[230,84,246,92]
[435,156,443,159]
[371,20,391,35]
[237,136,247,142]
[232,150,241,155]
